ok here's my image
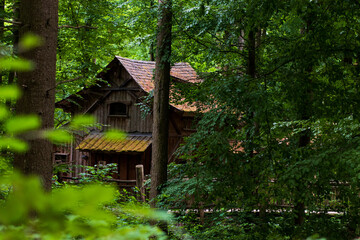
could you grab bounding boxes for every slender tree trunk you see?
[294,19,313,225]
[149,41,155,61]
[5,0,19,108]
[247,30,256,79]
[149,0,155,61]
[294,75,312,225]
[247,28,267,219]
[14,0,58,191]
[246,29,256,156]
[150,0,172,207]
[0,0,4,84]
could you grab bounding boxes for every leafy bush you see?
[78,163,118,184]
[0,173,168,239]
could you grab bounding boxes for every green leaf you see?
[70,115,96,129]
[0,137,28,152]
[18,33,44,51]
[43,129,73,144]
[0,57,34,71]
[104,129,126,140]
[5,115,41,135]
[0,173,46,225]
[121,205,172,222]
[0,85,22,101]
[0,104,9,121]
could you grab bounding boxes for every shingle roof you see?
[56,56,200,113]
[116,56,201,93]
[116,56,200,112]
[76,133,152,153]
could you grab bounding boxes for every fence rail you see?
[60,164,146,202]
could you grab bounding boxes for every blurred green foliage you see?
[0,173,168,240]
[0,57,34,71]
[0,45,170,239]
[69,114,97,130]
[105,129,127,140]
[18,33,44,52]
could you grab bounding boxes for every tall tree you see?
[0,0,4,84]
[150,0,172,207]
[14,0,58,190]
[7,0,19,93]
[161,0,360,236]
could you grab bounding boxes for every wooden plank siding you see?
[53,134,91,179]
[90,90,153,133]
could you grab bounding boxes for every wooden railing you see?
[61,164,146,202]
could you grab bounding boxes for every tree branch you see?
[261,58,295,77]
[0,25,16,30]
[58,25,97,29]
[0,18,21,25]
[173,16,247,58]
[55,76,83,86]
[46,76,83,94]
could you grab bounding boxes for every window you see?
[54,153,69,164]
[109,102,127,116]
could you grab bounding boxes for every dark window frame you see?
[54,153,69,164]
[108,102,128,117]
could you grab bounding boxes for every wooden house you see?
[54,56,200,182]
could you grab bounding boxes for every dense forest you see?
[1,0,360,239]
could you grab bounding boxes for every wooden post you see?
[136,164,145,202]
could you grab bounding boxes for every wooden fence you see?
[61,164,146,202]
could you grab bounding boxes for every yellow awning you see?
[76,133,152,153]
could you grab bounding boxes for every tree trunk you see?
[294,18,313,225]
[149,0,155,61]
[247,28,266,219]
[7,0,20,104]
[0,0,4,84]
[150,0,172,208]
[149,40,155,61]
[14,0,58,191]
[294,80,312,225]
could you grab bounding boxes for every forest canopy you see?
[1,0,360,239]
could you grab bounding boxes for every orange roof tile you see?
[116,56,201,93]
[76,133,152,153]
[56,57,201,113]
[116,56,200,112]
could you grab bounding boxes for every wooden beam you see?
[168,136,182,163]
[100,87,141,91]
[83,90,112,114]
[118,78,133,88]
[169,114,181,135]
[87,89,105,96]
[127,90,141,102]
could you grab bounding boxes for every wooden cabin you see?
[54,56,200,182]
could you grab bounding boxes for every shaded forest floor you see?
[169,210,357,240]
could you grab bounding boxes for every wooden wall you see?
[90,89,153,133]
[53,134,91,179]
[90,149,151,181]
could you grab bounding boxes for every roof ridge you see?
[174,62,188,65]
[116,56,191,66]
[116,56,155,65]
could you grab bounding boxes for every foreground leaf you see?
[0,85,22,101]
[5,115,41,135]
